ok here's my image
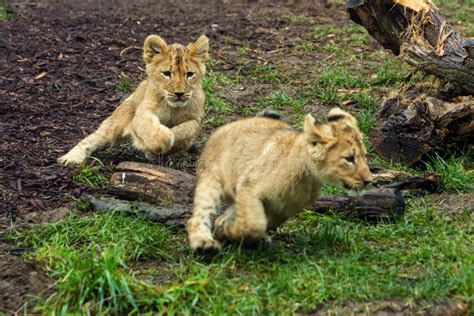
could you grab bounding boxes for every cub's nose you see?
[175,92,185,99]
[363,179,372,186]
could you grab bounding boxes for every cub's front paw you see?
[189,235,222,253]
[213,208,235,241]
[149,126,175,154]
[57,149,86,166]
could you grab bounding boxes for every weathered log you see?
[102,162,406,222]
[371,168,441,192]
[109,162,441,202]
[370,92,473,165]
[108,161,197,204]
[84,187,404,226]
[84,194,191,227]
[347,0,474,95]
[312,188,404,222]
[347,0,474,163]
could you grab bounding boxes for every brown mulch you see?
[0,0,335,227]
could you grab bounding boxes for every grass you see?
[309,25,337,37]
[238,39,251,55]
[7,212,173,314]
[371,59,408,86]
[74,157,109,188]
[8,196,473,314]
[425,153,474,193]
[0,0,9,21]
[202,74,232,113]
[250,64,284,84]
[299,40,314,53]
[345,91,379,135]
[116,79,136,93]
[258,92,304,111]
[316,65,366,90]
[322,42,343,54]
[313,65,367,106]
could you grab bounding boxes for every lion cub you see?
[58,35,209,165]
[187,108,373,252]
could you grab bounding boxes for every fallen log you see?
[84,186,404,226]
[347,0,474,95]
[346,0,474,164]
[100,162,406,223]
[370,168,441,192]
[84,194,191,227]
[370,92,473,164]
[108,161,196,204]
[110,162,440,202]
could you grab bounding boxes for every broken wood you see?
[346,0,474,164]
[370,90,473,165]
[84,187,404,226]
[347,0,474,95]
[371,168,441,192]
[101,162,406,223]
[108,161,196,204]
[109,162,439,203]
[84,194,191,227]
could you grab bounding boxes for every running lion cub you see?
[58,35,209,165]
[187,108,373,252]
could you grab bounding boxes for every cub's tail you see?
[257,109,281,120]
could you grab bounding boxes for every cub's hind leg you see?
[187,176,223,252]
[214,186,268,244]
[58,101,134,166]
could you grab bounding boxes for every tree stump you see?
[347,0,474,164]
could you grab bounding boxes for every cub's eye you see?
[162,71,171,78]
[186,71,194,78]
[345,155,355,164]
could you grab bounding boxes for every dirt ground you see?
[0,0,471,314]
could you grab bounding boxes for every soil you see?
[0,0,471,314]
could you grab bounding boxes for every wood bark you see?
[370,92,473,165]
[346,0,474,164]
[108,161,196,204]
[93,162,414,223]
[347,0,474,95]
[370,167,441,192]
[109,162,440,202]
[84,187,404,226]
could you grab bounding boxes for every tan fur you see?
[186,108,373,251]
[58,35,209,165]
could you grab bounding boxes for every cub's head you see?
[143,35,209,108]
[304,108,373,190]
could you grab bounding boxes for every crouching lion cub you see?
[58,35,209,166]
[187,108,373,252]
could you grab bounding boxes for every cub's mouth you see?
[167,99,190,108]
[342,182,365,191]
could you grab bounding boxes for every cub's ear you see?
[327,107,357,126]
[143,35,168,64]
[304,114,333,145]
[188,35,209,61]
